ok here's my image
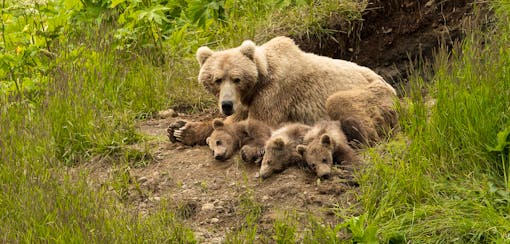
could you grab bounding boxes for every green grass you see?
[225,191,263,243]
[357,2,510,242]
[0,99,196,242]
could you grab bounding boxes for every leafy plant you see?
[341,214,378,244]
[488,126,510,154]
[488,126,510,190]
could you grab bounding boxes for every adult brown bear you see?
[168,36,395,146]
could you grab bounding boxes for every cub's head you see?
[196,40,267,116]
[206,119,239,161]
[259,137,300,179]
[296,134,334,178]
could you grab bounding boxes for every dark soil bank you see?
[297,0,486,85]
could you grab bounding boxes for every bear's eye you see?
[233,78,240,84]
[216,140,222,146]
[322,158,328,164]
[214,78,222,84]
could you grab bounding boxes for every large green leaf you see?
[488,126,510,153]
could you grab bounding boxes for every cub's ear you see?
[196,46,214,66]
[296,144,306,156]
[206,137,211,145]
[270,138,285,150]
[240,40,256,60]
[321,134,332,146]
[212,118,224,129]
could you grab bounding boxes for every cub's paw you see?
[167,120,188,143]
[240,145,265,164]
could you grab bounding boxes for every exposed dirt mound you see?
[81,111,360,242]
[297,0,484,85]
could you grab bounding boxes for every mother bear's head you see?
[196,40,268,116]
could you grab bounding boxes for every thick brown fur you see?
[296,121,357,178]
[326,80,398,147]
[259,123,312,179]
[206,119,272,163]
[168,36,394,146]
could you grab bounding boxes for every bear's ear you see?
[212,119,224,129]
[206,137,211,145]
[321,134,332,146]
[270,138,285,150]
[196,46,214,66]
[240,40,256,60]
[296,144,306,156]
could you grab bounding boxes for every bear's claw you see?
[167,120,188,143]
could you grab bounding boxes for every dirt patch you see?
[296,0,486,85]
[141,114,359,241]
[80,111,360,242]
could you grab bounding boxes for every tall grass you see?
[359,1,510,242]
[0,22,198,243]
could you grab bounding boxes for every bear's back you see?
[250,36,393,126]
[304,120,346,144]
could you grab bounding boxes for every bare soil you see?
[80,1,487,243]
[297,0,484,85]
[137,113,359,242]
[81,109,360,242]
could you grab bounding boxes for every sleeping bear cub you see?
[206,119,271,164]
[296,120,357,178]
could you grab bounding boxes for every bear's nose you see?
[214,154,225,161]
[221,101,234,115]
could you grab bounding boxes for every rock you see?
[201,203,215,211]
[139,202,147,209]
[157,109,177,119]
[210,218,219,223]
[425,0,435,7]
[137,176,148,184]
[209,237,224,243]
[194,232,205,242]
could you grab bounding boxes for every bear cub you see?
[296,120,357,178]
[326,80,398,147]
[206,119,271,164]
[259,123,312,179]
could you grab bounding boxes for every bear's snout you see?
[214,154,225,161]
[221,101,234,115]
[316,165,331,178]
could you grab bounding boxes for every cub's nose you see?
[214,154,225,161]
[221,101,234,115]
